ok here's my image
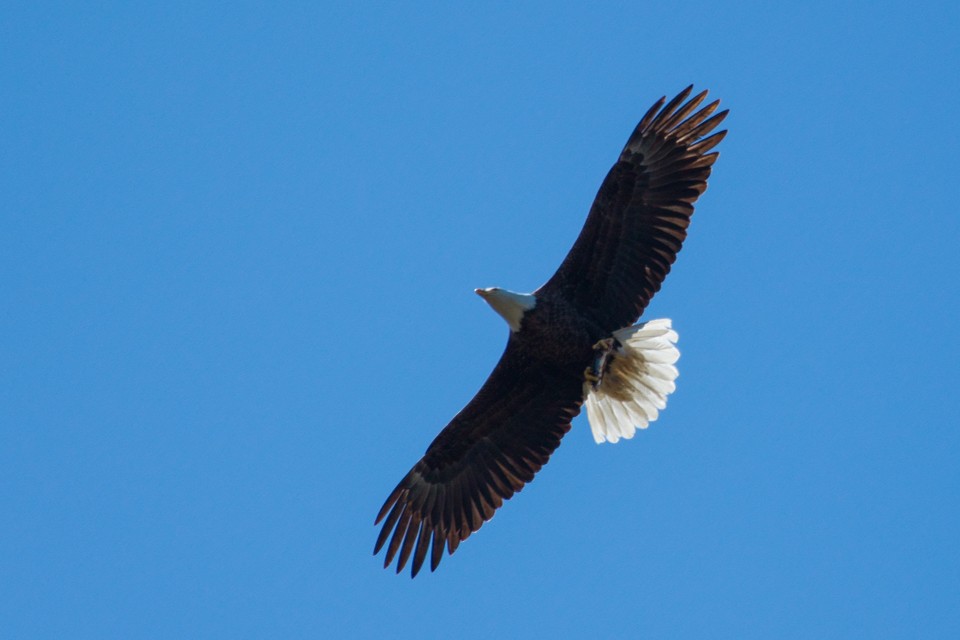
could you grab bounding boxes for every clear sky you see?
[2,2,958,638]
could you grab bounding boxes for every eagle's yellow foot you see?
[584,366,601,383]
[592,337,615,351]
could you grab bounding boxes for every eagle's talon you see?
[583,367,601,383]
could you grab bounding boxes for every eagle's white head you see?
[475,287,537,332]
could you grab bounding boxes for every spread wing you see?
[374,340,583,577]
[538,85,728,332]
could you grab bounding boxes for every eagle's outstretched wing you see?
[375,87,726,577]
[538,85,727,332]
[374,339,583,577]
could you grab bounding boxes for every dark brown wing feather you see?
[538,85,728,331]
[374,340,583,577]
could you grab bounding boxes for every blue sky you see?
[2,2,959,638]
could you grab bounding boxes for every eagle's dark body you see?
[375,86,727,576]
[517,288,605,365]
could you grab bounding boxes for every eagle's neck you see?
[475,288,537,332]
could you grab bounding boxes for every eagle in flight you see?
[374,86,727,576]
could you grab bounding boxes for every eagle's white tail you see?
[583,319,680,444]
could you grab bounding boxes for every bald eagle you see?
[375,86,727,576]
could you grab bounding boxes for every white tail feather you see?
[584,319,680,444]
